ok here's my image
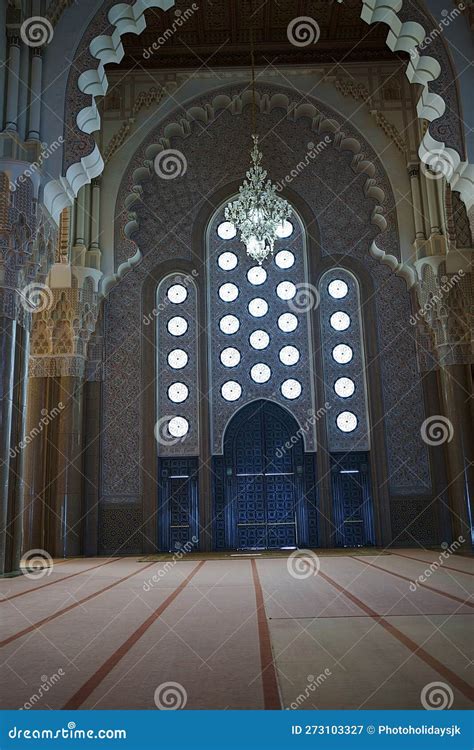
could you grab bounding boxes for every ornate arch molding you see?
[107,87,415,292]
[43,0,473,222]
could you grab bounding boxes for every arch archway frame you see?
[43,0,474,223]
[106,87,416,293]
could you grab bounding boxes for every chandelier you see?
[224,13,291,265]
[225,135,291,264]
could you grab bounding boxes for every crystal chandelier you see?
[224,13,291,265]
[225,135,291,264]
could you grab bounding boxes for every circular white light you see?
[168,416,189,438]
[332,344,353,364]
[167,349,188,369]
[168,382,189,403]
[218,251,238,271]
[278,312,298,332]
[275,250,295,269]
[217,221,237,240]
[248,298,268,318]
[275,220,294,239]
[219,315,240,335]
[250,363,271,383]
[220,347,241,367]
[249,330,270,350]
[167,283,188,304]
[247,266,267,286]
[219,282,239,302]
[281,378,302,400]
[276,281,296,300]
[334,377,355,398]
[221,380,242,401]
[336,411,358,432]
[330,311,351,331]
[167,316,188,336]
[328,279,349,299]
[279,345,300,366]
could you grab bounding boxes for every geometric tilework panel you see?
[98,504,142,555]
[389,496,440,546]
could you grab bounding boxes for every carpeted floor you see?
[0,550,472,710]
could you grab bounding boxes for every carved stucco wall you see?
[99,86,431,548]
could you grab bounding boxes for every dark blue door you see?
[226,401,301,549]
[331,452,375,547]
[159,457,199,552]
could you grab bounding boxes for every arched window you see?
[207,205,317,454]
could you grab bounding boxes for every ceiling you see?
[114,0,402,70]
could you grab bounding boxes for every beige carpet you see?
[0,551,472,710]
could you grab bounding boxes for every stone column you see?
[48,375,85,557]
[83,379,101,555]
[408,164,425,241]
[27,49,43,141]
[439,364,474,545]
[22,377,49,551]
[88,179,101,271]
[0,318,29,574]
[72,189,87,266]
[5,35,21,131]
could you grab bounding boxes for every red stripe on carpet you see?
[63,561,206,709]
[251,559,281,710]
[317,568,474,702]
[351,556,474,608]
[392,551,474,577]
[0,561,157,648]
[1,558,119,603]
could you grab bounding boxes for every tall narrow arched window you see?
[155,272,199,551]
[319,268,374,547]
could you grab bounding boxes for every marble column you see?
[5,36,21,132]
[0,318,29,574]
[48,375,84,557]
[83,380,101,555]
[439,364,474,545]
[408,165,425,241]
[22,377,50,551]
[27,49,43,141]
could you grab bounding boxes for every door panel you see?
[331,452,375,547]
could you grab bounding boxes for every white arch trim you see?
[43,0,474,223]
[100,89,415,296]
